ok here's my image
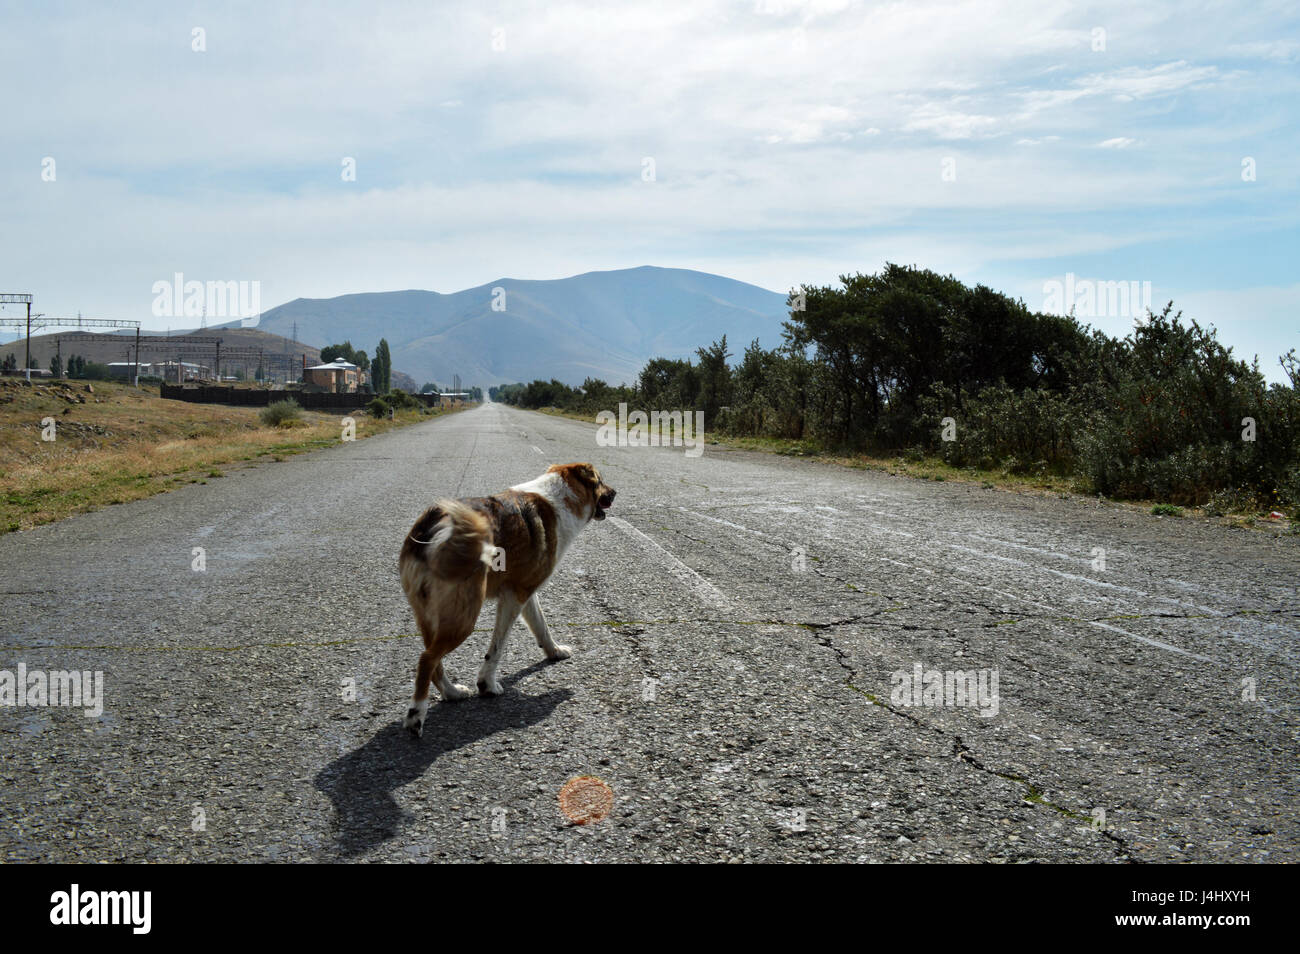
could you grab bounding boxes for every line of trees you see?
[1,352,41,372]
[0,352,114,379]
[493,263,1300,509]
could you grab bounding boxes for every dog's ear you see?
[550,462,599,488]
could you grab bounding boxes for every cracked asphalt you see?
[1,401,1297,862]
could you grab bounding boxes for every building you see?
[303,358,364,393]
[107,360,209,382]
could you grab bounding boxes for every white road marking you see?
[944,543,1221,616]
[1086,620,1215,663]
[531,445,543,455]
[683,503,1227,666]
[608,515,732,610]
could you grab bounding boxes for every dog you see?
[398,462,616,736]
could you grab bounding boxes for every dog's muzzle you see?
[594,488,616,521]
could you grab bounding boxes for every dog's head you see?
[548,462,616,522]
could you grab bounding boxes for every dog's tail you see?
[400,500,500,591]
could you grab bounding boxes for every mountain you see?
[250,266,790,388]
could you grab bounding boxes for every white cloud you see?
[1227,40,1300,62]
[0,0,1294,381]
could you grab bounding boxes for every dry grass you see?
[0,379,453,533]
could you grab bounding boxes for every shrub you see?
[78,361,113,381]
[366,396,391,418]
[917,383,1086,474]
[386,389,423,411]
[1075,308,1275,505]
[259,399,302,427]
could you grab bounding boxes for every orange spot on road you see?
[559,775,614,825]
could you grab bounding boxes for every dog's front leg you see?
[522,594,571,661]
[478,592,525,695]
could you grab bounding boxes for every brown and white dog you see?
[398,462,616,736]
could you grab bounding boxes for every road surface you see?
[1,401,1296,861]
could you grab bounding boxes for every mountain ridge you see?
[250,266,790,388]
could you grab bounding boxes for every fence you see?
[160,384,441,410]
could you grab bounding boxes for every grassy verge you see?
[0,379,462,534]
[527,405,1293,533]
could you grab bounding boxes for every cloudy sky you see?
[1,1,1296,378]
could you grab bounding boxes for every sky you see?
[1,0,1296,380]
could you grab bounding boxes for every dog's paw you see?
[441,682,472,701]
[476,677,505,696]
[545,644,573,661]
[403,700,429,737]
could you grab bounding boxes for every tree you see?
[372,339,392,394]
[49,355,62,377]
[2,352,15,372]
[783,263,1094,447]
[321,341,358,364]
[367,346,384,394]
[695,336,732,419]
[320,341,371,377]
[638,357,697,409]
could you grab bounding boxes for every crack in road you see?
[806,627,1137,862]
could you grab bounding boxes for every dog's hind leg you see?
[404,616,438,736]
[404,613,473,738]
[404,648,436,737]
[522,594,571,661]
[431,581,482,703]
[477,590,526,696]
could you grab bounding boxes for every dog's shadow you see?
[313,661,570,857]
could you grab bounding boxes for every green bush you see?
[386,389,423,410]
[918,383,1086,473]
[80,361,113,381]
[259,399,302,427]
[366,396,391,418]
[1074,308,1276,505]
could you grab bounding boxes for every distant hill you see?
[251,266,790,388]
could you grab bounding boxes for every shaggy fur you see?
[398,463,616,737]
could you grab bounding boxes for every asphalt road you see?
[1,401,1297,862]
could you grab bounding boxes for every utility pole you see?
[1,298,140,382]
